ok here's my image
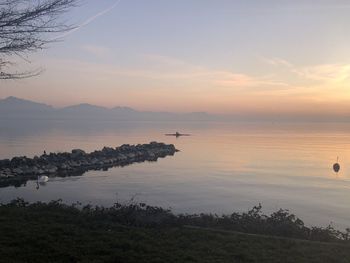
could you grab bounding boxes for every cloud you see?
[262,56,350,83]
[261,57,294,68]
[40,54,291,95]
[44,54,350,101]
[294,64,350,83]
[142,54,193,68]
[141,54,289,90]
[81,45,111,58]
[214,71,290,90]
[8,54,350,114]
[40,54,350,107]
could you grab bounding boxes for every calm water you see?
[1,120,350,229]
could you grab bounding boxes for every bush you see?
[1,198,349,243]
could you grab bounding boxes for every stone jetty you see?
[0,142,178,179]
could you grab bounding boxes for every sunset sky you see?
[2,0,350,117]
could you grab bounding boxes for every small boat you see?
[165,132,190,137]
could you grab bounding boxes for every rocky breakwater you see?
[0,142,178,179]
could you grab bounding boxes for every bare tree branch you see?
[0,0,78,79]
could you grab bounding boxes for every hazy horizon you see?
[2,95,350,122]
[3,1,350,119]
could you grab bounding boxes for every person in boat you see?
[165,132,190,137]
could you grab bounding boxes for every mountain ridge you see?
[0,96,211,121]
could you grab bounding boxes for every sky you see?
[2,0,350,118]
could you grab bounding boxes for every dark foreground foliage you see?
[179,204,350,243]
[3,199,348,243]
[0,199,349,262]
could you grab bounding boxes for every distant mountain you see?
[0,96,54,119]
[0,96,212,121]
[112,106,137,114]
[58,103,113,119]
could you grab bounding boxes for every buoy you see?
[333,157,340,173]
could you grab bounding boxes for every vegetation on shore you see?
[0,199,350,262]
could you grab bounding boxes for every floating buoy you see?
[333,157,340,173]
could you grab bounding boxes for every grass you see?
[0,200,349,262]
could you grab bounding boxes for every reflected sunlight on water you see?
[0,120,350,229]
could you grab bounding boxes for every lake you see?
[0,120,350,229]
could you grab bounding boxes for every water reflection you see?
[1,120,350,228]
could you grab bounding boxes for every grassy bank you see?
[0,200,349,262]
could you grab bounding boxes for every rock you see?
[21,167,33,175]
[71,149,86,158]
[103,159,110,165]
[117,154,127,161]
[12,168,24,175]
[70,161,80,168]
[0,159,10,167]
[46,165,58,173]
[91,158,99,165]
[147,152,156,160]
[119,144,131,151]
[127,153,136,159]
[0,142,178,180]
[102,147,114,154]
[32,166,39,174]
[58,163,69,170]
